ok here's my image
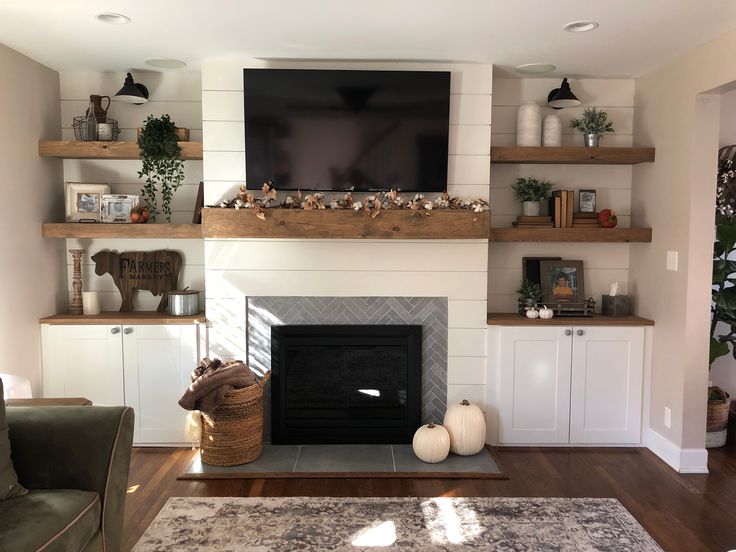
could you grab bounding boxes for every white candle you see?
[82,291,101,315]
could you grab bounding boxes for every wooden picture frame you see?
[192,182,204,224]
[64,182,111,222]
[539,260,585,304]
[579,189,596,213]
[100,194,139,223]
[522,257,562,286]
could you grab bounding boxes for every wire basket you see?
[72,116,121,141]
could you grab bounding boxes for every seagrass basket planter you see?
[706,386,730,448]
[200,372,270,466]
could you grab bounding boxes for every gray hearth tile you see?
[192,445,301,474]
[392,445,501,473]
[296,444,395,472]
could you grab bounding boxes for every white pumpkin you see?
[526,307,539,319]
[539,305,554,319]
[443,400,486,455]
[412,423,450,463]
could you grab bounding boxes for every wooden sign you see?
[91,250,182,312]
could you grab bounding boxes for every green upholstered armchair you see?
[0,406,134,552]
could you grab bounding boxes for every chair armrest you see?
[6,405,134,552]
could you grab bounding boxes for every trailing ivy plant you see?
[137,114,184,222]
[569,107,615,136]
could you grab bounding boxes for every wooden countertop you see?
[487,313,655,326]
[40,311,206,325]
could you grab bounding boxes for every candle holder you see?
[69,249,85,314]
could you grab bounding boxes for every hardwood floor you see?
[123,444,736,551]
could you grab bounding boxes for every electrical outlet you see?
[666,251,678,271]
[664,407,672,429]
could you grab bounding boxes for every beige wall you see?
[720,88,736,148]
[631,27,736,450]
[0,43,65,395]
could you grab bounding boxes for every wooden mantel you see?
[202,208,491,239]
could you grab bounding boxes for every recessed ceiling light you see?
[96,12,131,25]
[515,63,556,75]
[145,59,187,69]
[563,20,599,33]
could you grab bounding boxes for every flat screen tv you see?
[244,68,450,192]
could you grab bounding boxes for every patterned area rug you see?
[133,496,663,551]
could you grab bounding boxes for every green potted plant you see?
[511,177,553,217]
[516,279,543,313]
[569,108,615,147]
[137,114,185,222]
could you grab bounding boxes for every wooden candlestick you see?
[69,249,85,314]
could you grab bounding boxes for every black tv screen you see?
[244,69,450,192]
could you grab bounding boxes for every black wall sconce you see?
[547,78,581,109]
[113,72,149,104]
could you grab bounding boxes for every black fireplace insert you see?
[270,325,422,444]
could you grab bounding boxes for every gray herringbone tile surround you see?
[247,297,448,432]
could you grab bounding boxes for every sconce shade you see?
[114,73,149,104]
[547,78,581,109]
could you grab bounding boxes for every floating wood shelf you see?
[202,208,491,239]
[42,223,202,239]
[487,313,654,326]
[490,146,655,165]
[489,227,652,243]
[40,311,206,325]
[38,140,203,160]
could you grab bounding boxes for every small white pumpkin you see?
[538,305,554,320]
[526,307,539,319]
[443,400,487,455]
[412,423,450,463]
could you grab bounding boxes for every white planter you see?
[516,102,541,147]
[542,114,562,147]
[522,201,541,216]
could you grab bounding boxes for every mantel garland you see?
[212,182,490,220]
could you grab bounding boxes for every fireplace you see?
[270,325,422,444]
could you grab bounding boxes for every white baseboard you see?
[645,428,709,473]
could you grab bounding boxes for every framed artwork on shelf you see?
[539,259,585,304]
[100,194,139,223]
[64,182,111,222]
[579,189,597,213]
[522,257,562,286]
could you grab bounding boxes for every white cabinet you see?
[498,325,645,445]
[41,323,199,445]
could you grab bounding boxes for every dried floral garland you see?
[215,181,489,220]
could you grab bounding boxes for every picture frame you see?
[579,189,596,213]
[522,256,562,286]
[64,182,111,222]
[539,260,585,304]
[100,194,139,223]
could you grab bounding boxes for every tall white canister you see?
[542,114,562,147]
[516,102,542,146]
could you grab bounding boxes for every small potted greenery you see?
[511,177,553,216]
[569,107,615,147]
[137,114,185,222]
[516,279,543,313]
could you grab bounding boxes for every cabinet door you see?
[499,326,572,444]
[570,327,644,444]
[41,324,124,405]
[122,325,198,445]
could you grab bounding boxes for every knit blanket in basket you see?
[178,358,257,413]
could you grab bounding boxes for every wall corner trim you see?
[645,427,709,473]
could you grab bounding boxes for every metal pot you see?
[168,290,200,316]
[584,133,600,147]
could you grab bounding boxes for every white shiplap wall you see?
[59,71,204,310]
[488,78,636,312]
[202,60,492,409]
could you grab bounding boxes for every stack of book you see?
[513,215,553,228]
[572,212,602,228]
[548,190,575,228]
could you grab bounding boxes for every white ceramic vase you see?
[522,201,541,216]
[516,102,541,147]
[542,114,562,147]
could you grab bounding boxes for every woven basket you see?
[707,386,731,433]
[200,372,270,467]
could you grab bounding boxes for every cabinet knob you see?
[123,327,134,335]
[564,329,572,336]
[110,327,120,335]
[577,329,584,336]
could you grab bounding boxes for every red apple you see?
[598,209,618,228]
[130,211,141,223]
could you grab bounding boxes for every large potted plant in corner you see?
[569,107,615,147]
[137,114,185,222]
[511,177,552,217]
[709,212,736,447]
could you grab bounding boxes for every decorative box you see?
[602,295,631,317]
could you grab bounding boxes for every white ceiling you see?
[1,0,735,77]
